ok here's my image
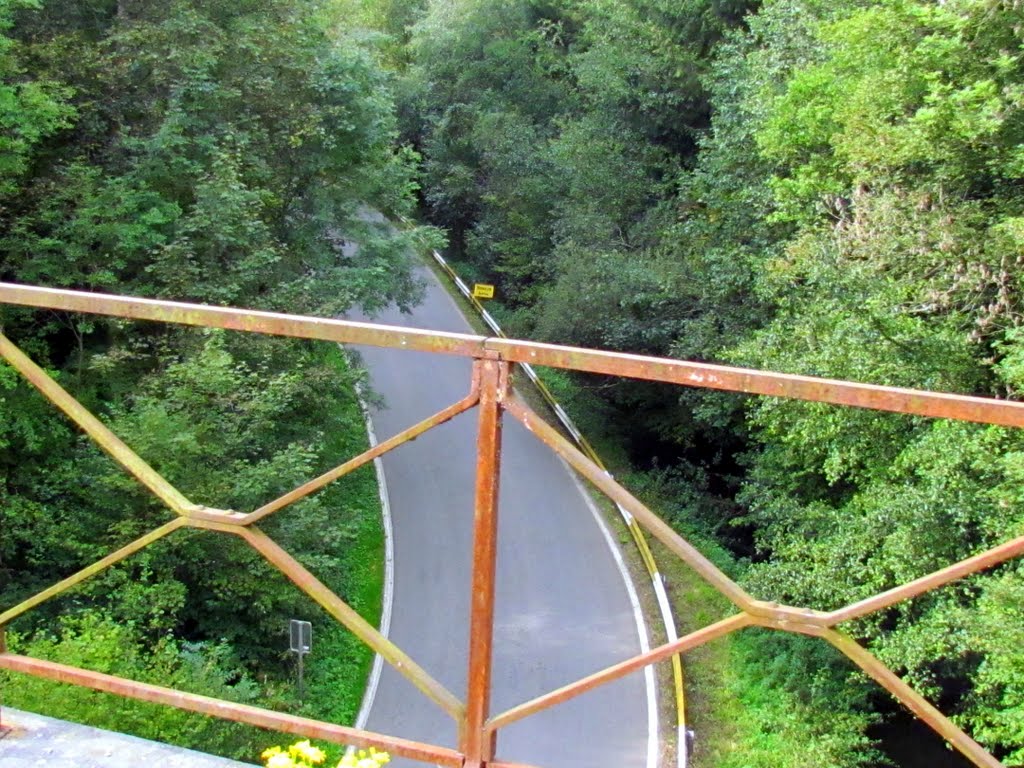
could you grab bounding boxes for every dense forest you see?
[0,0,435,760]
[378,0,1023,766]
[1,0,1022,766]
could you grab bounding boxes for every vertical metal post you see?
[461,358,507,767]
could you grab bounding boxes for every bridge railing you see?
[1,282,1021,768]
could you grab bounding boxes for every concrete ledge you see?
[0,708,254,767]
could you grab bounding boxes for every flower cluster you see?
[338,748,391,768]
[261,741,390,768]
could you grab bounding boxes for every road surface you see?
[350,261,654,768]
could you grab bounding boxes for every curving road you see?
[350,261,654,768]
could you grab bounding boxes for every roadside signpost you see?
[472,283,495,300]
[289,619,312,700]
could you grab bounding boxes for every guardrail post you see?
[461,358,508,767]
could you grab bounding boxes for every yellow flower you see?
[266,753,296,768]
[336,747,389,768]
[262,747,284,761]
[290,740,326,764]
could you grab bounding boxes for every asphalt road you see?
[350,262,653,768]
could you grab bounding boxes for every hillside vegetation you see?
[0,0,436,760]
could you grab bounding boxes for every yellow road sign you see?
[472,283,495,299]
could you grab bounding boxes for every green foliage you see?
[709,632,881,768]
[0,0,413,758]
[1,613,264,760]
[0,0,75,196]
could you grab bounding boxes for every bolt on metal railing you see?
[1,282,1023,768]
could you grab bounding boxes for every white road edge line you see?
[352,383,395,734]
[563,458,660,768]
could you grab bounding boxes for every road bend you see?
[349,261,653,768]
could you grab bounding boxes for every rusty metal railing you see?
[1,282,1022,768]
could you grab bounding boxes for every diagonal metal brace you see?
[0,518,188,626]
[242,377,481,526]
[0,332,196,516]
[187,518,464,722]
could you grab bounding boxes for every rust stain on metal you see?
[461,359,507,764]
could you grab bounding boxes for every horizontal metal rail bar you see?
[493,339,1024,427]
[0,653,463,766]
[243,384,481,525]
[0,518,187,625]
[3,282,1024,426]
[0,283,484,357]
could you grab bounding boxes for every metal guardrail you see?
[1,282,1022,768]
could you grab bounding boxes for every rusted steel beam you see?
[461,360,507,764]
[503,392,755,611]
[0,653,464,766]
[243,385,481,525]
[0,332,196,514]
[743,600,830,630]
[233,525,464,721]
[6,283,1024,427]
[486,613,752,734]
[0,518,187,626]
[0,283,484,357]
[489,339,1024,428]
[827,533,1024,626]
[821,629,1003,768]
[185,507,249,524]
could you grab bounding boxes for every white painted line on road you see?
[651,571,688,768]
[352,389,395,733]
[564,461,659,768]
